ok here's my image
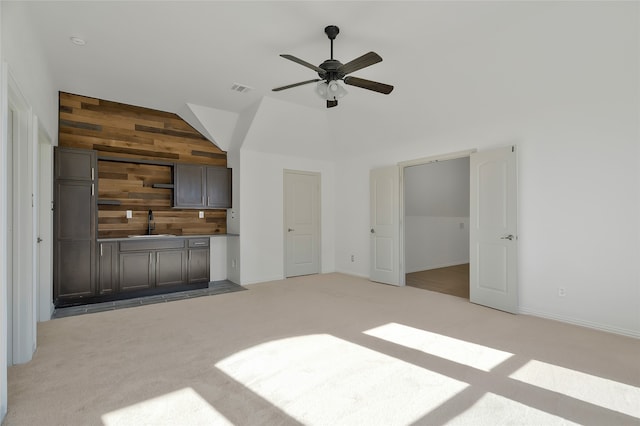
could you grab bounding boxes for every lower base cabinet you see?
[119,251,154,292]
[90,237,211,304]
[187,238,210,283]
[98,242,117,295]
[156,250,188,287]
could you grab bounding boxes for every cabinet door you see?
[206,166,231,208]
[175,164,205,208]
[55,147,96,181]
[54,148,97,303]
[54,180,96,300]
[98,242,117,295]
[188,248,210,283]
[119,252,154,291]
[156,250,187,287]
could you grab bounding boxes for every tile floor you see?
[52,280,246,319]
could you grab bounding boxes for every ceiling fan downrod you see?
[325,25,339,60]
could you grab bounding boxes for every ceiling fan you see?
[273,25,394,108]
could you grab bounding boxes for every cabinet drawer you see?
[188,238,210,248]
[120,238,186,252]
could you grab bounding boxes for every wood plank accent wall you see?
[59,92,228,238]
[59,92,226,165]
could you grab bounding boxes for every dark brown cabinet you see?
[156,250,187,287]
[206,167,232,208]
[119,251,154,292]
[54,148,97,303]
[98,242,117,295]
[174,164,205,207]
[118,238,199,291]
[174,164,231,209]
[187,238,210,283]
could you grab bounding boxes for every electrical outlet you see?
[199,211,204,219]
[351,255,355,262]
[558,287,566,297]
[126,210,133,219]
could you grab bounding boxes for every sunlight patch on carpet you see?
[447,392,581,425]
[101,387,232,426]
[216,334,468,425]
[510,360,640,418]
[364,322,513,371]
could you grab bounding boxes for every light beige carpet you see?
[4,273,639,425]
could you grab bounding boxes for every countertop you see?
[97,233,238,242]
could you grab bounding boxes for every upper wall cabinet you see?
[55,147,96,181]
[174,164,231,209]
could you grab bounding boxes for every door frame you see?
[283,169,321,278]
[3,65,37,367]
[37,125,54,322]
[398,149,476,286]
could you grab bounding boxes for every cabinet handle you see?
[189,250,191,261]
[91,167,94,181]
[193,242,206,246]
[207,196,210,205]
[202,196,205,205]
[149,253,152,266]
[100,243,103,256]
[91,183,94,196]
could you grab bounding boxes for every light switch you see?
[126,210,133,219]
[199,211,204,219]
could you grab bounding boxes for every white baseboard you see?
[519,307,640,339]
[334,269,369,279]
[241,275,285,286]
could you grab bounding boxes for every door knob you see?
[370,228,375,234]
[288,228,295,232]
[500,234,515,240]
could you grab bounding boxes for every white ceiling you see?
[21,1,622,155]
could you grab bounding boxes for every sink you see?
[127,234,175,238]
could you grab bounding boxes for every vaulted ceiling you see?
[21,1,626,157]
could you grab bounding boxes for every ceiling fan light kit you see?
[273,25,394,108]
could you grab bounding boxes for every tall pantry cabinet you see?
[53,147,97,302]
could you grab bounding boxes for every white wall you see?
[235,96,335,285]
[240,149,335,285]
[404,158,470,272]
[1,2,57,138]
[0,3,5,420]
[1,3,58,418]
[335,60,639,340]
[405,216,469,273]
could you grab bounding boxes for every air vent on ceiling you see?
[231,83,252,94]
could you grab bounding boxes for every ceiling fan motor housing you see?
[318,59,345,82]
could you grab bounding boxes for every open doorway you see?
[403,156,470,299]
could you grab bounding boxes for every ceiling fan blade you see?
[327,100,338,108]
[280,54,327,75]
[272,79,321,92]
[338,52,382,75]
[343,76,394,94]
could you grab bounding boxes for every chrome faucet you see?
[147,209,155,235]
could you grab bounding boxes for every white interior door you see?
[284,170,320,277]
[370,166,400,286]
[470,146,518,313]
